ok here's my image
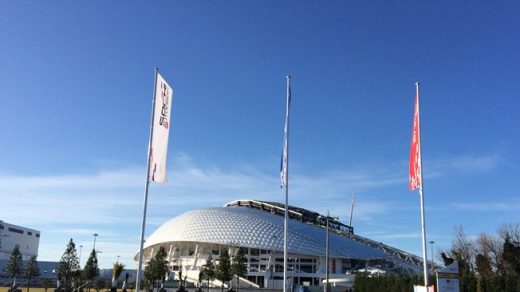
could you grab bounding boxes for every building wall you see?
[146,242,365,290]
[0,220,40,261]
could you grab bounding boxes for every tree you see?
[144,246,169,292]
[111,262,125,290]
[4,245,23,288]
[502,236,520,276]
[24,255,40,292]
[498,223,520,243]
[94,280,107,292]
[476,233,503,275]
[230,250,247,292]
[83,249,100,292]
[475,253,492,278]
[200,256,215,292]
[451,226,476,274]
[42,279,52,292]
[197,270,203,292]
[58,239,81,291]
[215,249,232,292]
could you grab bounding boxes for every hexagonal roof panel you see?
[144,205,389,260]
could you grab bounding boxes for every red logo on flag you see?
[409,90,422,191]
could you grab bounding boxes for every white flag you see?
[149,72,173,183]
[280,77,291,188]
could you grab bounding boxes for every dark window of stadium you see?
[9,227,23,234]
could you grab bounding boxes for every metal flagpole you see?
[325,212,329,292]
[135,68,159,292]
[419,186,428,287]
[348,192,355,228]
[416,82,429,288]
[419,187,428,287]
[283,75,291,292]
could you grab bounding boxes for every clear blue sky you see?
[1,1,519,269]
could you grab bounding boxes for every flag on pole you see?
[280,78,291,188]
[409,83,422,191]
[149,72,173,183]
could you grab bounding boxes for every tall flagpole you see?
[135,68,159,292]
[283,75,291,292]
[348,192,355,228]
[416,82,429,288]
[420,186,429,287]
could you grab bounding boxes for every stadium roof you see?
[143,201,390,260]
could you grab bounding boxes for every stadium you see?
[138,199,426,290]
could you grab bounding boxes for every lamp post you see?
[96,250,102,264]
[93,233,99,251]
[429,241,435,273]
[79,245,84,267]
[319,213,338,292]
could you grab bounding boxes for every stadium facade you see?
[137,200,426,290]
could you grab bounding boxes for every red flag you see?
[409,84,422,191]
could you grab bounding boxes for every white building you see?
[137,200,425,290]
[0,220,40,261]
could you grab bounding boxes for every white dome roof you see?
[144,205,389,260]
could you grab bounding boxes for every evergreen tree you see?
[24,255,40,292]
[197,270,203,291]
[144,246,168,292]
[83,249,100,292]
[58,239,81,291]
[502,236,520,276]
[4,245,23,288]
[200,256,215,292]
[215,249,232,292]
[230,250,247,292]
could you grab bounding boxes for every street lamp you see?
[319,212,338,292]
[93,233,99,251]
[79,245,84,267]
[429,241,435,272]
[96,250,102,263]
[117,255,120,263]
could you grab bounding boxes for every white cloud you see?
[425,153,501,176]
[452,201,520,212]
[0,152,504,267]
[363,231,421,240]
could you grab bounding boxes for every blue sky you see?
[1,1,519,269]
